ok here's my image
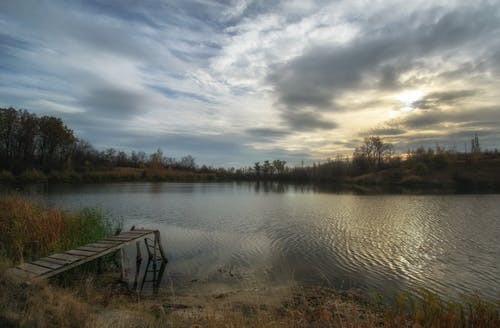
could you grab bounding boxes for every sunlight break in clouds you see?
[1,0,499,166]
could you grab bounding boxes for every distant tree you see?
[116,151,129,167]
[149,148,164,169]
[180,155,196,170]
[471,133,481,154]
[0,107,19,166]
[262,160,271,176]
[353,136,393,172]
[254,162,261,176]
[272,159,287,174]
[37,115,76,169]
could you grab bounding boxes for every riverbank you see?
[0,196,498,327]
[2,157,500,192]
[1,265,498,327]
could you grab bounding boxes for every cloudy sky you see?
[1,0,499,166]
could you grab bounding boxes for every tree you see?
[149,148,164,169]
[272,159,287,174]
[254,162,261,176]
[353,136,393,171]
[471,133,481,154]
[37,115,76,169]
[180,155,196,170]
[262,160,271,176]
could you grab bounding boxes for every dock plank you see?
[7,229,159,281]
[66,249,97,257]
[96,240,122,245]
[8,267,38,280]
[104,236,137,241]
[32,260,64,270]
[40,256,71,266]
[49,253,83,263]
[77,246,106,252]
[86,243,114,249]
[17,263,52,275]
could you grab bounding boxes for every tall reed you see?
[0,195,114,263]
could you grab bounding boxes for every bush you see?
[0,170,14,183]
[18,169,48,183]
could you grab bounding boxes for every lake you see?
[27,182,500,299]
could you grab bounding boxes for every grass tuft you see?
[0,194,114,263]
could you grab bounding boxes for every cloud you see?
[245,128,290,138]
[368,128,406,136]
[80,86,150,117]
[411,90,478,110]
[399,106,500,130]
[284,111,338,131]
[269,4,500,112]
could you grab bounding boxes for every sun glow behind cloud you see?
[396,90,424,112]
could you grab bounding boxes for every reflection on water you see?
[24,182,500,299]
[126,236,168,296]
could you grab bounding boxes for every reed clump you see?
[0,195,113,263]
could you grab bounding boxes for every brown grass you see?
[0,195,112,263]
[0,261,95,328]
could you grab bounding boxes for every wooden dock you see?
[7,229,167,281]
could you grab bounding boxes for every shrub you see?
[18,169,48,183]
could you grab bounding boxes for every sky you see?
[1,0,500,167]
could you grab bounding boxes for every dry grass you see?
[0,195,113,263]
[0,261,95,328]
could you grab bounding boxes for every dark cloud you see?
[412,90,477,110]
[269,4,500,113]
[368,127,406,136]
[149,85,215,104]
[80,86,150,117]
[284,111,337,131]
[399,106,500,129]
[245,128,290,138]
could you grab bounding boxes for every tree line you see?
[1,107,498,186]
[0,107,199,175]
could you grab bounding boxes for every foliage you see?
[0,195,115,263]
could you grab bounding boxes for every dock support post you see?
[153,230,168,263]
[120,248,126,281]
[31,240,39,261]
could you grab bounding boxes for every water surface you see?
[32,182,500,299]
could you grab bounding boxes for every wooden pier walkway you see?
[8,229,167,281]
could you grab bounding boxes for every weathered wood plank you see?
[40,232,157,279]
[86,243,114,249]
[32,260,64,270]
[40,256,71,266]
[126,230,154,234]
[104,236,136,241]
[96,240,122,245]
[8,230,159,281]
[49,253,83,263]
[17,263,52,275]
[84,243,114,249]
[7,267,38,280]
[77,246,106,252]
[66,249,97,257]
